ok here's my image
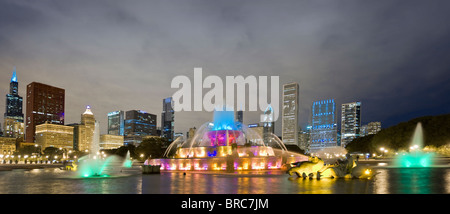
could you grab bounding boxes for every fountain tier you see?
[147,109,307,171]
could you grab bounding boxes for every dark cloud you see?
[1,0,450,135]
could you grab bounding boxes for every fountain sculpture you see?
[287,155,373,179]
[146,107,307,171]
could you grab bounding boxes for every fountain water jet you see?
[76,121,134,178]
[394,123,435,167]
[146,108,307,171]
[122,151,133,168]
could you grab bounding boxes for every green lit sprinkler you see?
[394,123,434,168]
[122,151,133,168]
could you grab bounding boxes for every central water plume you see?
[148,108,308,171]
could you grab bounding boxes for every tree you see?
[135,137,169,159]
[346,113,450,154]
[42,147,64,160]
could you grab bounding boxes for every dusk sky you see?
[1,0,450,136]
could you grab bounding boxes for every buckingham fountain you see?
[146,107,308,172]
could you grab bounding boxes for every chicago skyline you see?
[1,0,450,137]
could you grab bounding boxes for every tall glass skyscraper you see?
[262,105,275,146]
[282,83,299,146]
[4,68,24,122]
[4,68,24,138]
[107,110,125,136]
[161,97,174,142]
[124,110,157,136]
[341,101,361,147]
[310,99,337,152]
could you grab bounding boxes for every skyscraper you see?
[107,110,125,136]
[367,121,381,135]
[124,110,157,136]
[281,83,299,146]
[341,101,361,147]
[4,68,24,138]
[262,105,275,145]
[161,97,174,142]
[5,68,24,121]
[79,106,96,152]
[310,99,338,152]
[69,105,97,152]
[236,110,243,123]
[25,82,65,143]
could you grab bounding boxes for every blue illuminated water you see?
[211,108,238,131]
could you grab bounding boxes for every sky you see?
[1,0,450,136]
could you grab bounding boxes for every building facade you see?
[367,121,381,135]
[161,97,174,142]
[69,106,96,152]
[0,137,17,156]
[4,118,24,139]
[262,105,275,146]
[281,83,299,146]
[100,134,124,150]
[4,68,24,138]
[247,123,264,145]
[298,127,311,152]
[341,101,361,147]
[310,99,338,152]
[125,110,157,136]
[25,82,65,143]
[35,122,74,150]
[107,110,125,136]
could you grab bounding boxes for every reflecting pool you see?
[0,163,448,194]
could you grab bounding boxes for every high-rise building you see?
[69,106,96,152]
[124,110,157,136]
[4,68,24,138]
[360,124,368,137]
[262,105,275,145]
[107,110,125,136]
[236,110,243,123]
[35,121,74,150]
[298,128,311,152]
[282,83,299,146]
[341,101,361,147]
[100,134,124,150]
[3,118,24,139]
[310,99,338,152]
[367,121,381,135]
[248,123,264,145]
[25,82,65,143]
[161,97,174,142]
[79,106,96,152]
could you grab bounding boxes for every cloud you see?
[1,0,450,136]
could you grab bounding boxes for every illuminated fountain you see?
[76,121,133,178]
[394,123,435,167]
[123,151,133,168]
[147,108,308,171]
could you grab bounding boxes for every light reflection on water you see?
[373,167,450,194]
[0,166,449,194]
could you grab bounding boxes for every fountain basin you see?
[394,152,435,168]
[147,155,306,171]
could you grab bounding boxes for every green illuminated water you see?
[394,123,434,167]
